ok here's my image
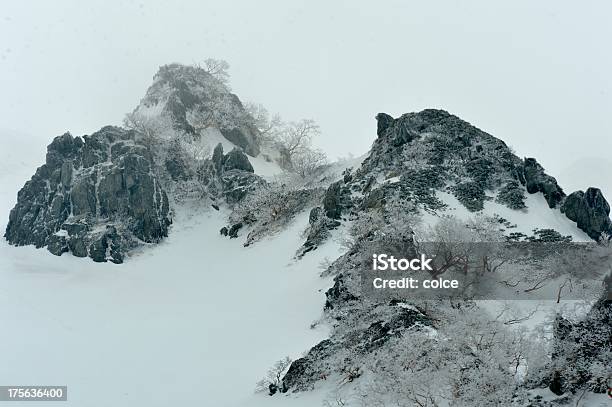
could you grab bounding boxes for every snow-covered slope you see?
[0,140,335,406]
[0,213,340,407]
[422,190,592,242]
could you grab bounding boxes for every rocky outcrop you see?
[375,113,394,137]
[296,206,340,258]
[198,143,263,204]
[561,188,612,240]
[222,147,254,173]
[523,158,565,208]
[133,64,261,156]
[5,127,171,263]
[281,339,336,392]
[323,180,352,219]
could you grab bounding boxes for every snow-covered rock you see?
[133,63,261,156]
[5,127,171,263]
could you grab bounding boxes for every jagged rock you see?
[196,143,262,205]
[523,158,565,208]
[222,148,254,173]
[132,64,260,156]
[221,170,263,203]
[88,226,124,264]
[375,113,394,137]
[219,226,228,236]
[5,127,171,263]
[228,223,243,238]
[268,383,279,396]
[323,180,351,219]
[324,274,358,310]
[281,339,335,392]
[361,187,385,209]
[47,234,69,256]
[297,213,340,258]
[308,207,323,225]
[548,371,564,396]
[212,143,224,172]
[561,188,612,240]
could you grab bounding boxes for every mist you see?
[1,0,610,196]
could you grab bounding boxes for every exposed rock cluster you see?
[5,127,171,263]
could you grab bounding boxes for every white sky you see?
[1,0,611,197]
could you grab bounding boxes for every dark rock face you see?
[221,170,262,204]
[282,339,335,392]
[323,180,351,219]
[197,143,262,204]
[228,223,243,238]
[297,208,340,258]
[5,127,171,263]
[523,158,565,208]
[212,143,224,172]
[134,64,261,156]
[222,147,254,173]
[360,110,528,214]
[324,274,358,310]
[561,188,612,239]
[375,113,394,138]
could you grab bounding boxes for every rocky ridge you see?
[133,63,261,156]
[5,127,171,263]
[276,110,612,403]
[307,110,611,246]
[5,64,265,262]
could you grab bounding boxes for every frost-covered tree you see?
[354,305,543,406]
[183,60,252,132]
[165,134,194,181]
[290,147,327,178]
[255,357,292,395]
[229,181,322,246]
[188,91,246,132]
[244,102,282,144]
[417,215,509,279]
[123,111,174,153]
[242,104,328,178]
[278,119,319,158]
[200,58,230,85]
[274,120,328,178]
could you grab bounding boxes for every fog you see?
[1,0,610,196]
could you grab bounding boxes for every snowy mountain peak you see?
[316,110,611,242]
[133,63,261,157]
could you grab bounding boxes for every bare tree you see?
[201,58,230,85]
[276,119,328,178]
[255,356,292,395]
[244,102,282,144]
[291,147,327,178]
[124,111,174,144]
[279,119,320,157]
